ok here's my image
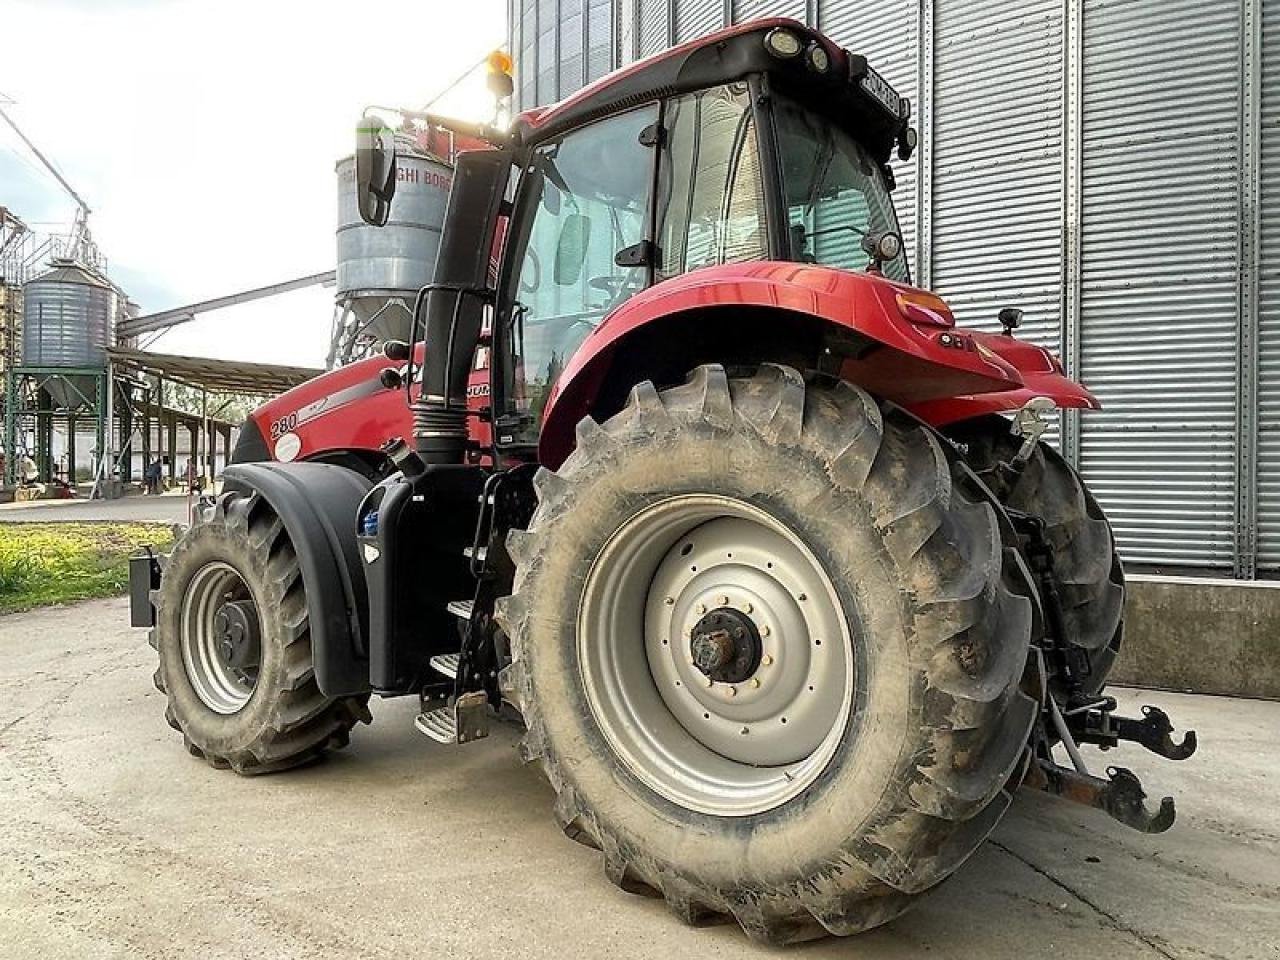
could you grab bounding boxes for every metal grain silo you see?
[332,138,452,362]
[21,259,116,408]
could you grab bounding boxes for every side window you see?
[656,84,769,280]
[501,105,657,442]
[775,95,908,282]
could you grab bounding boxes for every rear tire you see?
[497,364,1038,943]
[150,490,370,774]
[947,415,1125,695]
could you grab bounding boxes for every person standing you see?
[145,456,162,495]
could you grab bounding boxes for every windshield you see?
[773,94,909,283]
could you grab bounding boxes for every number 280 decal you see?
[269,413,298,439]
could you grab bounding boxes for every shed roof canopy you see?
[107,347,321,395]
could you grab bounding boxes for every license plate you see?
[860,67,902,118]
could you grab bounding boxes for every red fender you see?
[540,262,1029,466]
[907,332,1100,427]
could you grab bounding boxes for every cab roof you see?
[512,19,910,163]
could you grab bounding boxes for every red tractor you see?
[132,20,1196,943]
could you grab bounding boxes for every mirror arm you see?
[364,106,512,148]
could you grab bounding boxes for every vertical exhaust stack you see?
[413,148,510,464]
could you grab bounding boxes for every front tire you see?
[497,365,1038,943]
[150,491,370,774]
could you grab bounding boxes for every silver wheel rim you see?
[578,495,853,817]
[179,561,260,714]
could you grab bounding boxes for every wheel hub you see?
[213,600,260,670]
[690,607,761,683]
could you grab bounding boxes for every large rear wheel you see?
[497,364,1039,943]
[150,491,371,774]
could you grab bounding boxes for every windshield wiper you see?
[804,223,867,240]
[804,128,837,215]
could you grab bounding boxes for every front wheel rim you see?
[179,561,261,714]
[578,495,854,817]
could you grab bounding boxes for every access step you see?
[429,653,460,680]
[414,706,457,743]
[413,690,490,746]
[462,545,487,563]
[446,599,473,620]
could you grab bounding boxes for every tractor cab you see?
[354,19,925,457]
[496,71,911,445]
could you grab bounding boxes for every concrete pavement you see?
[0,596,1276,959]
[0,492,191,525]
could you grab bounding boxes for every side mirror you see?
[355,117,397,226]
[554,213,591,285]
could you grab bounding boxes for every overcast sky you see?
[1,0,506,368]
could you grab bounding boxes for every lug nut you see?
[744,602,753,614]
[664,596,674,605]
[761,625,771,638]
[750,677,761,689]
[726,686,737,697]
[718,595,729,606]
[761,654,774,667]
[696,603,706,615]
[705,676,714,687]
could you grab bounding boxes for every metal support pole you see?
[119,387,132,483]
[36,386,51,481]
[2,370,15,485]
[167,417,178,485]
[103,365,114,488]
[140,386,150,483]
[93,371,107,497]
[915,0,935,291]
[188,423,198,487]
[1061,0,1084,467]
[1235,0,1262,579]
[202,389,211,487]
[67,412,77,483]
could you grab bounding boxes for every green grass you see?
[0,522,176,614]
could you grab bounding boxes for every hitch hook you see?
[1025,759,1177,834]
[1117,705,1198,761]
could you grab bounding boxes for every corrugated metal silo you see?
[21,259,115,409]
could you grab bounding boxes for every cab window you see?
[656,83,769,279]
[500,105,657,442]
[774,93,908,283]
